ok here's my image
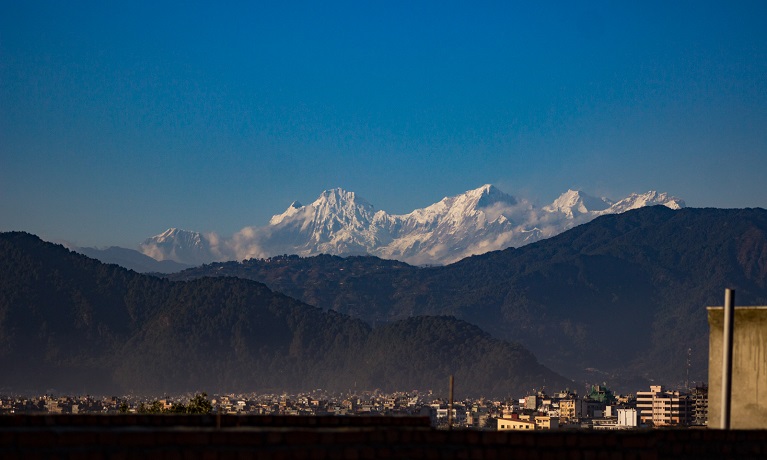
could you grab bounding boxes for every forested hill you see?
[170,207,767,390]
[0,232,568,396]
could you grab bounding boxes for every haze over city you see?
[2,1,766,250]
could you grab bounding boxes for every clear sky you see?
[2,1,766,248]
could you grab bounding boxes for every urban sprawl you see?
[1,383,709,430]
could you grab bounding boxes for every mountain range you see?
[138,185,685,267]
[0,232,568,396]
[169,206,767,392]
[5,204,766,395]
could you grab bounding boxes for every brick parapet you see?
[0,416,765,459]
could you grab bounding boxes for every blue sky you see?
[2,1,766,248]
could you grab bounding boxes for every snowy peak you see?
[543,190,612,218]
[145,228,203,246]
[139,185,686,266]
[310,188,375,222]
[140,228,216,265]
[403,184,518,228]
[270,188,377,227]
[467,184,518,209]
[544,190,684,219]
[269,201,305,225]
[608,191,686,213]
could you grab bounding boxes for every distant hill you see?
[74,245,191,273]
[0,232,568,396]
[170,207,767,391]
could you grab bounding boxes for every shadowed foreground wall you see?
[2,415,767,459]
[709,306,767,429]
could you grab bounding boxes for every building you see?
[524,395,538,411]
[636,386,691,427]
[691,385,708,426]
[617,408,638,428]
[708,306,767,429]
[533,415,559,430]
[496,418,536,431]
[559,398,586,421]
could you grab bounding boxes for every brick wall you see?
[1,415,766,459]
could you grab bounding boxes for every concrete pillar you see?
[708,306,767,429]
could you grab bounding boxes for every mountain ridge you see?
[0,231,569,396]
[140,185,685,266]
[168,206,767,392]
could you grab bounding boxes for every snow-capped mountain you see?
[140,228,221,266]
[607,191,685,213]
[139,186,685,266]
[542,189,613,218]
[226,188,385,261]
[374,185,526,264]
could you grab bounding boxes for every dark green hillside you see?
[0,232,168,393]
[357,316,567,396]
[113,276,372,394]
[170,207,767,390]
[0,232,563,397]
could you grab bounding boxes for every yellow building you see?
[558,398,588,421]
[497,418,536,431]
[534,415,559,430]
[497,415,558,430]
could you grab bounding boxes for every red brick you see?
[335,430,367,445]
[620,435,647,449]
[342,447,359,459]
[579,435,604,448]
[59,432,98,446]
[567,450,581,460]
[309,447,328,460]
[175,432,212,446]
[181,448,201,460]
[381,430,398,443]
[320,432,337,445]
[455,448,471,460]
[465,431,481,445]
[124,431,157,446]
[470,447,485,460]
[541,434,564,448]
[285,431,321,445]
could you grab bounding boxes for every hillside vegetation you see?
[171,207,767,389]
[0,232,567,396]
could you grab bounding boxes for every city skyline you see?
[2,1,766,248]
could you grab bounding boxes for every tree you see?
[186,392,213,414]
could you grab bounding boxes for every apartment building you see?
[636,385,691,426]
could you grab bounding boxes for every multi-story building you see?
[691,385,708,426]
[559,398,587,421]
[636,385,691,426]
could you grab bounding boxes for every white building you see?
[617,408,638,427]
